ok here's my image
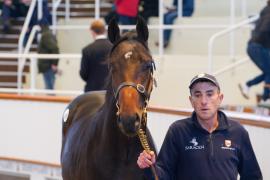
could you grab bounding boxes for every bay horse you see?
[61,17,157,180]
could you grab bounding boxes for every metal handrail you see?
[0,52,81,96]
[95,0,100,19]
[213,57,249,76]
[18,25,41,88]
[207,14,259,73]
[52,0,62,34]
[18,0,40,89]
[65,0,70,21]
[18,0,39,56]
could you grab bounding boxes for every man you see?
[239,0,270,105]
[80,19,112,92]
[1,0,29,33]
[139,0,158,23]
[137,73,262,180]
[115,0,139,28]
[37,19,59,90]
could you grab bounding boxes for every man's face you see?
[189,81,223,122]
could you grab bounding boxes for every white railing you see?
[18,0,42,89]
[1,0,261,94]
[0,53,81,95]
[207,14,259,73]
[52,0,101,34]
[20,0,254,57]
[22,0,252,59]
[52,0,62,34]
[65,0,70,21]
[213,57,249,76]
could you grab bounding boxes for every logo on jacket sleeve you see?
[185,137,205,151]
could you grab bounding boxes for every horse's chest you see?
[98,164,143,180]
[93,152,143,180]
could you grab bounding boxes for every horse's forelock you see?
[110,31,148,55]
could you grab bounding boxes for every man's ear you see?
[189,96,194,108]
[108,17,120,44]
[218,93,224,105]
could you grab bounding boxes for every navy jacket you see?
[145,111,262,180]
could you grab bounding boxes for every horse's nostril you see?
[118,113,141,136]
[135,121,140,128]
[134,113,141,128]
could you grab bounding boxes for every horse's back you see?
[62,90,106,139]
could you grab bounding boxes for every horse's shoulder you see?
[62,90,106,137]
[69,90,106,108]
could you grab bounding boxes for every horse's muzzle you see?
[117,113,141,137]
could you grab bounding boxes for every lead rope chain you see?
[137,107,159,180]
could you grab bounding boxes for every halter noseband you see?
[114,82,149,101]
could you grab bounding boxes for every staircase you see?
[48,0,112,18]
[0,0,112,88]
[0,18,33,88]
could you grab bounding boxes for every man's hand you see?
[51,64,58,73]
[4,0,12,6]
[20,0,31,5]
[137,150,156,169]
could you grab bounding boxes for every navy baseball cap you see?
[189,73,220,90]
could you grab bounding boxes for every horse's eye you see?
[142,62,153,72]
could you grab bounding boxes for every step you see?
[0,75,26,83]
[0,27,21,35]
[47,1,112,18]
[0,65,30,72]
[0,46,37,52]
[0,36,19,44]
[0,82,18,88]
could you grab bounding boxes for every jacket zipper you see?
[209,133,214,159]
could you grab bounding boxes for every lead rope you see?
[137,107,159,180]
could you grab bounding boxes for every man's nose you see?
[201,95,208,104]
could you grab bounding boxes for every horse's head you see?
[108,16,156,137]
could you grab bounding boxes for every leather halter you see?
[109,34,156,127]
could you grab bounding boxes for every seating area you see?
[0,0,269,108]
[0,0,112,89]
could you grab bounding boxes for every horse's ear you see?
[108,17,120,44]
[136,16,149,42]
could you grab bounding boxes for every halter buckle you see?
[137,84,145,94]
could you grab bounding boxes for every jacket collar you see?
[191,110,230,133]
[95,34,107,40]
